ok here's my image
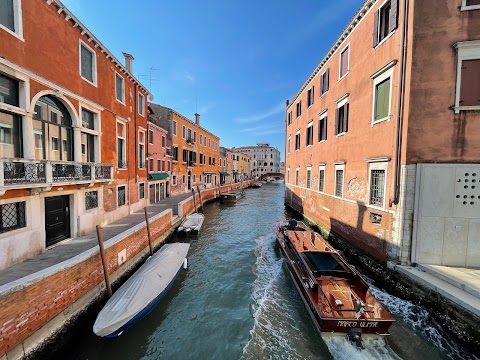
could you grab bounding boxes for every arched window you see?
[33,95,73,161]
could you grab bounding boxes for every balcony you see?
[186,137,195,145]
[0,159,113,195]
[187,161,196,167]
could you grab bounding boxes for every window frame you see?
[306,166,312,189]
[368,161,388,209]
[138,92,145,116]
[138,129,145,169]
[307,87,315,107]
[117,185,127,207]
[139,182,145,200]
[148,130,154,144]
[320,68,330,97]
[295,167,300,186]
[173,121,177,136]
[0,0,24,41]
[296,101,302,117]
[454,40,480,113]
[373,0,397,48]
[371,66,394,124]
[116,119,127,169]
[295,129,301,151]
[334,164,345,198]
[306,121,314,147]
[85,190,99,211]
[115,71,125,104]
[318,110,328,142]
[339,44,350,80]
[79,40,97,86]
[0,200,26,234]
[318,165,326,193]
[335,95,349,136]
[461,0,480,11]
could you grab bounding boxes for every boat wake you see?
[322,335,401,360]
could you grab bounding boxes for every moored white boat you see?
[93,243,190,338]
[178,213,205,236]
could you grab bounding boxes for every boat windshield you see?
[303,252,345,276]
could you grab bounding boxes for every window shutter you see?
[318,120,321,141]
[335,108,339,135]
[389,0,399,33]
[324,116,327,140]
[373,10,379,48]
[325,68,330,92]
[344,103,349,133]
[460,59,480,106]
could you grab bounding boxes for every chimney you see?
[122,52,134,73]
[286,99,290,107]
[195,113,200,125]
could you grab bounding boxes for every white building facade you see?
[236,143,281,178]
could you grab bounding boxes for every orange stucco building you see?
[0,0,150,270]
[285,0,480,266]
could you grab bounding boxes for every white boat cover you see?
[178,213,205,232]
[93,243,190,337]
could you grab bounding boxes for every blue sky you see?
[62,0,364,160]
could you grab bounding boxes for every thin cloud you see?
[183,70,195,83]
[235,103,285,124]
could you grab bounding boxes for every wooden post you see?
[192,187,197,213]
[96,225,112,297]
[144,207,154,256]
[197,185,204,213]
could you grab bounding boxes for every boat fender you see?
[183,258,188,269]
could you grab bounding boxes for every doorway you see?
[45,195,70,247]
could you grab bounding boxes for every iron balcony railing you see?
[0,159,113,189]
[186,137,195,145]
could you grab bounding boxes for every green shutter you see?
[375,78,390,121]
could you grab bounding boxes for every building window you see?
[117,186,126,207]
[295,130,300,150]
[138,131,145,168]
[138,93,145,116]
[454,41,480,113]
[339,45,350,79]
[157,159,161,171]
[80,108,97,163]
[335,167,344,198]
[80,42,96,84]
[85,191,98,210]
[0,0,23,38]
[369,169,386,207]
[0,201,26,234]
[200,134,203,145]
[288,136,291,153]
[182,125,186,139]
[296,101,302,117]
[318,166,325,192]
[373,0,398,47]
[148,130,154,144]
[320,68,330,96]
[139,183,145,199]
[307,87,314,107]
[306,167,311,188]
[115,73,125,103]
[318,113,327,142]
[149,158,154,171]
[287,111,292,125]
[335,99,349,135]
[172,175,177,185]
[173,121,177,135]
[161,136,165,147]
[373,68,393,123]
[306,121,314,146]
[295,168,299,186]
[287,168,290,184]
[117,121,126,168]
[462,0,480,10]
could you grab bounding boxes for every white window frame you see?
[172,121,177,136]
[148,129,154,144]
[115,71,125,104]
[288,135,291,153]
[368,161,388,209]
[454,40,480,113]
[138,182,145,200]
[84,189,100,211]
[306,166,312,188]
[287,167,290,184]
[320,69,329,97]
[295,167,300,186]
[461,0,480,11]
[116,119,127,170]
[334,164,345,198]
[138,129,145,169]
[182,125,186,139]
[306,121,313,147]
[138,92,145,116]
[319,110,328,143]
[79,40,97,86]
[295,129,301,151]
[318,164,326,193]
[336,95,349,137]
[339,43,350,80]
[374,0,396,49]
[79,106,101,163]
[371,66,394,125]
[117,185,127,207]
[0,0,23,41]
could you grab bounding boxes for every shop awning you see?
[220,172,230,176]
[203,171,216,175]
[149,173,169,180]
[233,171,239,175]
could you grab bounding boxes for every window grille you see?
[139,183,145,199]
[306,169,311,188]
[335,170,344,197]
[318,170,325,192]
[370,170,385,206]
[0,201,26,234]
[118,186,126,206]
[85,191,98,210]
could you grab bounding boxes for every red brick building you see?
[285,0,480,266]
[0,0,150,270]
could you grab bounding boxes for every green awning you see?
[220,172,230,176]
[233,171,239,175]
[203,171,216,175]
[149,173,169,180]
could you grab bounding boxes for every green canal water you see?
[50,183,477,360]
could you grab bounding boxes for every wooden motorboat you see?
[276,222,394,345]
[93,243,190,338]
[220,189,245,204]
[250,182,262,188]
[178,213,204,236]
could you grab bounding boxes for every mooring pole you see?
[197,185,204,213]
[144,207,154,256]
[96,225,112,297]
[192,187,197,213]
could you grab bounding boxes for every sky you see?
[62,0,365,160]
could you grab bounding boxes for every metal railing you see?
[3,161,46,185]
[52,162,92,182]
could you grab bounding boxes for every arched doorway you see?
[32,95,74,161]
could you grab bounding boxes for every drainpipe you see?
[389,0,409,207]
[134,84,138,185]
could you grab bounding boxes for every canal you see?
[50,182,477,360]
